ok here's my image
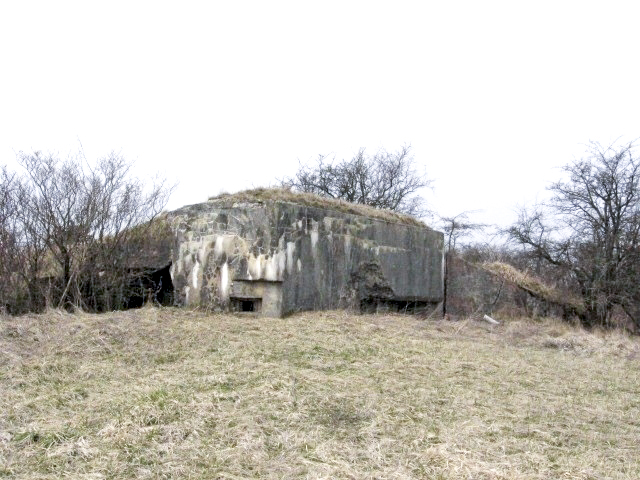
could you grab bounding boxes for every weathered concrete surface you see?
[446,257,527,318]
[167,196,444,316]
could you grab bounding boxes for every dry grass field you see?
[1,308,639,479]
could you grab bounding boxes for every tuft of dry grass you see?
[1,308,639,479]
[207,187,428,227]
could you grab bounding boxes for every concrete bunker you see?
[167,189,444,317]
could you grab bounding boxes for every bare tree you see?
[77,153,173,311]
[0,166,21,312]
[441,211,487,253]
[281,145,431,217]
[440,211,487,316]
[507,140,640,328]
[1,165,51,312]
[5,150,173,312]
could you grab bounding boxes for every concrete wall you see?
[446,256,527,318]
[168,199,443,316]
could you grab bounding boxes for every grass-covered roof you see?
[208,188,428,227]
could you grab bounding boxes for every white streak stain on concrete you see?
[220,262,229,298]
[297,258,302,272]
[286,242,296,274]
[192,259,200,288]
[175,245,184,274]
[310,219,319,252]
[265,256,277,280]
[198,240,208,264]
[214,236,224,259]
[248,254,262,279]
[277,249,286,276]
[260,250,287,281]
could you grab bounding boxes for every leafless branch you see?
[281,145,432,217]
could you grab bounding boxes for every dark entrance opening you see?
[230,297,262,314]
[241,300,255,312]
[360,297,435,314]
[126,263,174,309]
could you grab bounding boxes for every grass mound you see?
[1,308,639,479]
[208,187,427,227]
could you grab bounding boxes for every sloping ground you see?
[1,309,639,479]
[446,258,585,319]
[482,262,585,315]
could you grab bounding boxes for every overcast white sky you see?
[1,1,639,230]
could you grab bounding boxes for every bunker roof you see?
[207,188,428,228]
